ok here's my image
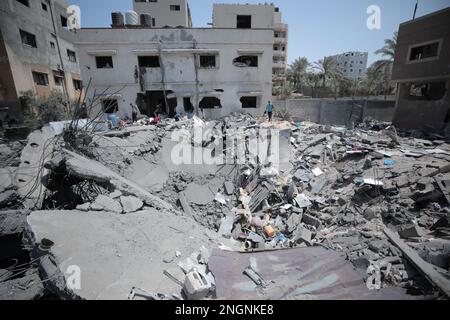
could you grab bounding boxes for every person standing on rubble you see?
[265,101,274,122]
[130,103,139,123]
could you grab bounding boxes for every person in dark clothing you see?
[130,103,139,122]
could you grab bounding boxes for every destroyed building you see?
[75,23,273,120]
[0,0,82,121]
[391,7,450,132]
[212,3,289,93]
[133,0,193,28]
[1,1,450,303]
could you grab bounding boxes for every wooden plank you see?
[383,227,450,298]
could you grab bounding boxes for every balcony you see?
[273,23,288,31]
[273,37,287,44]
[273,61,287,69]
[273,50,286,57]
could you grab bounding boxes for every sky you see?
[69,0,450,66]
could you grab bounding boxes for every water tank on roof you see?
[125,10,139,25]
[111,12,124,26]
[140,14,152,27]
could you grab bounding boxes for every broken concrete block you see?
[287,213,302,234]
[302,214,322,230]
[398,225,421,239]
[120,196,144,213]
[183,269,213,300]
[312,167,324,177]
[293,225,312,245]
[184,183,215,205]
[110,190,122,199]
[217,216,234,238]
[214,193,228,205]
[309,175,328,194]
[363,207,381,221]
[294,193,312,208]
[368,240,388,253]
[224,181,234,195]
[92,194,122,214]
[76,203,91,212]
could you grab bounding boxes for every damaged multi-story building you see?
[75,1,283,120]
[132,0,193,28]
[391,7,450,132]
[213,3,289,94]
[0,0,82,119]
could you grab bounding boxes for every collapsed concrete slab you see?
[27,209,219,300]
[62,149,180,215]
[15,127,55,209]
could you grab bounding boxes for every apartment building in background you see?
[212,3,289,94]
[133,0,192,28]
[0,0,82,119]
[329,51,368,80]
[391,7,450,132]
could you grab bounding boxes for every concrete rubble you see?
[1,114,450,300]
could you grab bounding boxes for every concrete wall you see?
[274,99,396,125]
[392,80,450,131]
[212,4,288,88]
[392,8,450,82]
[133,0,190,27]
[75,28,273,120]
[0,0,81,103]
[213,4,277,28]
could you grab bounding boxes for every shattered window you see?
[138,56,160,68]
[32,72,49,86]
[240,96,257,108]
[73,79,82,91]
[16,0,29,7]
[199,55,217,68]
[233,56,258,67]
[102,99,119,113]
[61,15,68,28]
[199,97,221,109]
[67,49,77,62]
[409,41,440,62]
[96,56,114,69]
[20,29,37,48]
[407,81,446,100]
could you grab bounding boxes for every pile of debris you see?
[1,112,449,300]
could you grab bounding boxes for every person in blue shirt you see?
[264,101,274,122]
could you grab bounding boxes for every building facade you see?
[391,7,450,132]
[0,0,82,118]
[329,51,368,80]
[133,0,192,28]
[75,27,273,120]
[212,3,288,94]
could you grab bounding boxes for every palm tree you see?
[374,32,398,67]
[287,57,310,92]
[313,57,341,88]
[364,64,384,97]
